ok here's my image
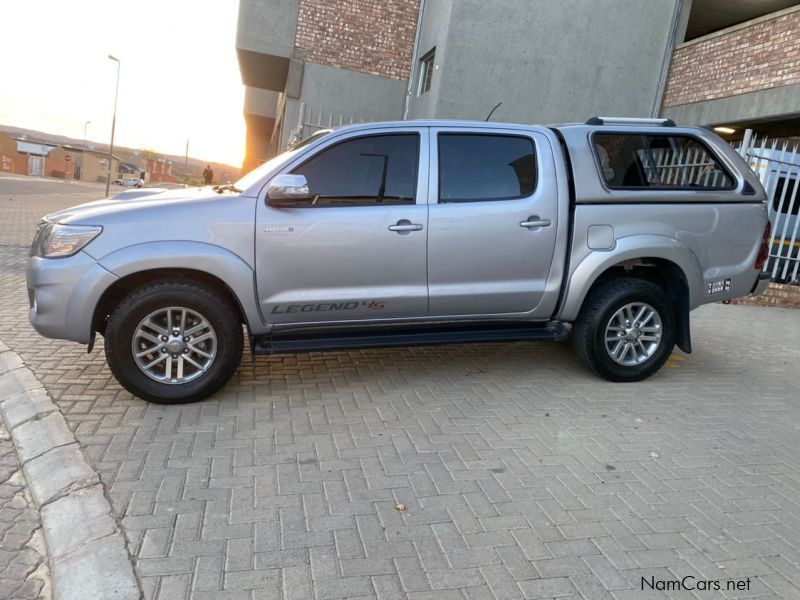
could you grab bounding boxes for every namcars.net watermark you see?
[642,575,751,593]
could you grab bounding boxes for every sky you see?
[1,0,245,167]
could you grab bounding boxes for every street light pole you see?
[81,120,90,182]
[105,55,120,197]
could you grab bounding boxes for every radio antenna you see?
[485,102,502,121]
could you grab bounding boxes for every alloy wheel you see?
[131,306,217,384]
[604,302,663,366]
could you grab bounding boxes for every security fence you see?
[286,103,361,149]
[645,143,731,188]
[734,131,800,284]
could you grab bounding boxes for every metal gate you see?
[733,131,800,284]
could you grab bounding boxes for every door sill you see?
[252,321,568,355]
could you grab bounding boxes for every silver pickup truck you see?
[27,117,770,403]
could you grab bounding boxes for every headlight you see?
[32,223,102,258]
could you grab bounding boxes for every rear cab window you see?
[438,134,536,202]
[593,133,735,191]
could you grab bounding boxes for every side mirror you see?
[267,174,311,205]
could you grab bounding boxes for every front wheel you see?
[572,277,675,382]
[105,280,243,403]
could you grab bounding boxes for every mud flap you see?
[675,304,691,354]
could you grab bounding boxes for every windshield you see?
[233,129,334,193]
[233,148,302,193]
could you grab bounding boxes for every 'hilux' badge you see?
[264,225,294,233]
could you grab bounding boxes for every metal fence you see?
[285,103,361,149]
[733,131,800,284]
[644,145,731,188]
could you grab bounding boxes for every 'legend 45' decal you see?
[271,300,385,314]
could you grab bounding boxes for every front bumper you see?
[27,251,117,344]
[750,271,771,297]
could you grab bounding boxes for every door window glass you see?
[438,134,536,202]
[291,134,418,206]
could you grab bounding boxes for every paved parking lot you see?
[2,174,800,599]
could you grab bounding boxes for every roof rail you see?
[585,116,676,127]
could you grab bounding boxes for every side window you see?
[417,48,435,96]
[438,134,536,202]
[291,134,419,206]
[594,134,734,190]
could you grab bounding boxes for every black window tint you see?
[438,134,536,202]
[772,176,800,215]
[292,134,418,206]
[594,134,734,190]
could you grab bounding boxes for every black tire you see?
[572,277,675,382]
[104,280,243,404]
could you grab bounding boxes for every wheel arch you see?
[93,268,247,336]
[91,242,266,337]
[558,237,702,353]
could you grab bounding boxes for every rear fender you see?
[557,235,703,323]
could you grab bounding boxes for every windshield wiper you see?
[213,184,242,194]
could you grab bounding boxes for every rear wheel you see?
[105,281,243,403]
[572,277,675,382]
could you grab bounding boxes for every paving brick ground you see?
[0,418,49,600]
[2,174,800,599]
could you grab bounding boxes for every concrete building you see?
[145,157,177,184]
[0,132,123,181]
[0,133,54,176]
[662,2,800,140]
[52,146,122,183]
[236,0,800,169]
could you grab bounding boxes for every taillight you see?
[754,221,771,270]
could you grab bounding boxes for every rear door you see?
[427,128,560,317]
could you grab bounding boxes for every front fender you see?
[95,241,267,334]
[557,235,704,321]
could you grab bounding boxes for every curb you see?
[0,349,142,600]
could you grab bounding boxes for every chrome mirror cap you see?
[267,174,311,201]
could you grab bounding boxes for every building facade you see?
[0,132,125,182]
[662,2,800,139]
[0,133,47,175]
[237,0,800,169]
[146,157,177,183]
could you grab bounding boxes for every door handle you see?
[388,220,423,233]
[520,217,552,229]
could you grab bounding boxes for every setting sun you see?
[1,0,245,167]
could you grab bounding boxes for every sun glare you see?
[0,0,245,167]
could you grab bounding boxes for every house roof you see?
[60,144,122,160]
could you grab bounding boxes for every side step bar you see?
[252,322,569,356]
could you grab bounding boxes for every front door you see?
[427,128,560,317]
[28,155,44,176]
[255,128,429,324]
